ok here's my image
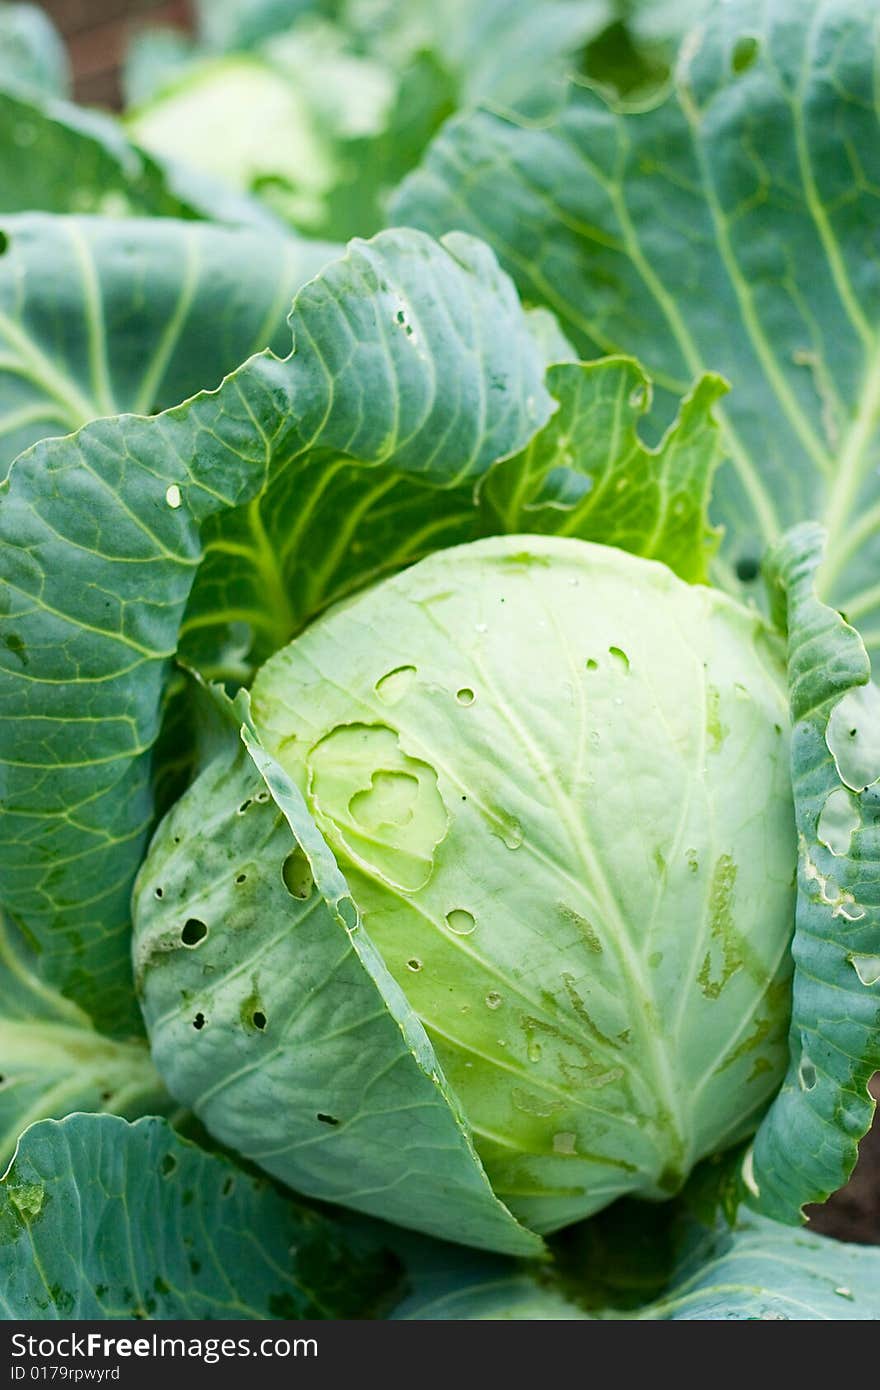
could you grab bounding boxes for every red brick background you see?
[42,0,194,107]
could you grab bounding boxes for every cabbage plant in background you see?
[0,0,878,1321]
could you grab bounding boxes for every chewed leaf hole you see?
[154,886,163,899]
[181,918,207,947]
[237,799,252,815]
[826,684,880,790]
[608,645,629,671]
[252,1010,267,1031]
[235,872,247,885]
[406,957,422,972]
[731,34,760,73]
[798,1058,817,1091]
[317,1113,339,1126]
[735,555,760,583]
[192,1012,205,1030]
[160,1153,177,1178]
[375,665,416,704]
[282,846,314,900]
[849,954,880,987]
[456,687,475,705]
[445,908,476,936]
[0,231,8,256]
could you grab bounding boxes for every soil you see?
[806,1073,880,1245]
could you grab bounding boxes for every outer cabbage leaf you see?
[0,213,338,471]
[0,2,70,99]
[0,915,167,1169]
[391,1212,880,1319]
[647,1214,880,1319]
[746,524,880,1220]
[132,718,541,1256]
[0,228,552,1035]
[393,0,880,663]
[480,358,725,581]
[0,88,197,218]
[0,1114,398,1319]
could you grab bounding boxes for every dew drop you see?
[445,908,476,936]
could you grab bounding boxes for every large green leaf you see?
[0,3,70,100]
[746,524,880,1219]
[0,1114,399,1319]
[392,1212,880,1319]
[393,0,880,662]
[0,89,197,218]
[132,717,541,1256]
[480,358,725,581]
[0,213,338,470]
[0,915,168,1169]
[0,228,552,1035]
[645,1214,880,1319]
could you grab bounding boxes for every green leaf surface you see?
[0,3,70,100]
[0,915,168,1169]
[0,89,197,218]
[393,0,880,660]
[392,1212,880,1319]
[0,1114,399,1319]
[747,523,880,1219]
[0,213,339,470]
[0,228,552,1035]
[480,358,725,581]
[132,719,541,1256]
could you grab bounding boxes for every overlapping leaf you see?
[0,1115,399,1319]
[0,228,552,1034]
[480,357,724,581]
[394,0,880,661]
[391,1212,880,1319]
[0,914,168,1170]
[0,88,197,218]
[747,524,880,1219]
[0,3,70,100]
[0,213,338,469]
[132,717,541,1255]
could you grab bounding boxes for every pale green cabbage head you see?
[248,535,796,1231]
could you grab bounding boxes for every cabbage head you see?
[134,535,797,1245]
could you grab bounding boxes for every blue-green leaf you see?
[0,228,552,1035]
[394,0,880,662]
[0,213,338,471]
[747,524,880,1219]
[0,1114,399,1319]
